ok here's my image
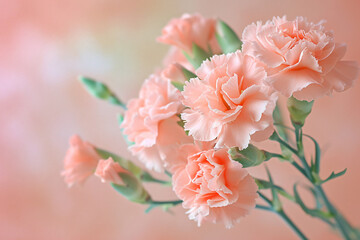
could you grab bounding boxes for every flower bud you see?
[229,144,271,168]
[79,76,125,108]
[287,96,314,127]
[111,172,151,204]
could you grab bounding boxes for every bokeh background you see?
[1,0,360,239]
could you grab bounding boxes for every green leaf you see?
[306,134,321,173]
[273,104,293,160]
[293,184,333,219]
[255,178,295,202]
[79,76,126,108]
[319,169,347,185]
[171,81,185,91]
[181,66,197,81]
[287,96,314,128]
[265,166,282,211]
[183,43,212,69]
[216,19,242,53]
[229,145,269,168]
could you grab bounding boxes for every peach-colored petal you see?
[121,73,190,172]
[242,16,359,100]
[61,135,100,187]
[157,13,219,54]
[172,146,258,228]
[181,51,277,149]
[95,158,127,185]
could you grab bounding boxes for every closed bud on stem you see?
[229,144,272,168]
[287,96,314,128]
[111,172,151,204]
[79,76,126,108]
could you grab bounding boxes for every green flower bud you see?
[287,96,314,128]
[79,76,125,108]
[111,172,151,204]
[229,144,272,168]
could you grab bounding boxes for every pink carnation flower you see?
[61,135,100,187]
[242,16,359,101]
[172,144,258,228]
[95,158,127,185]
[121,73,192,172]
[181,51,277,149]
[157,13,219,54]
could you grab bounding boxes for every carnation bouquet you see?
[62,14,359,239]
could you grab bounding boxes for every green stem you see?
[149,200,183,206]
[258,192,308,240]
[315,186,351,240]
[277,210,308,240]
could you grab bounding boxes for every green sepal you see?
[273,104,292,160]
[216,19,242,53]
[176,114,189,135]
[111,173,151,204]
[287,96,314,128]
[95,148,142,178]
[183,43,212,69]
[79,76,126,108]
[229,144,271,168]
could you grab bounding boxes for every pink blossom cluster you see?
[62,14,359,228]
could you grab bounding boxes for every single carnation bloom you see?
[181,51,277,149]
[95,158,127,185]
[242,16,359,101]
[172,144,258,228]
[121,73,192,172]
[157,13,220,54]
[61,135,100,187]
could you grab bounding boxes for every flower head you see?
[181,50,277,149]
[172,144,258,228]
[157,13,219,54]
[242,16,359,101]
[61,135,100,187]
[121,73,192,172]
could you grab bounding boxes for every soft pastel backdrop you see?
[1,0,360,239]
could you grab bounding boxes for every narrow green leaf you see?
[183,43,212,69]
[265,166,282,211]
[255,178,295,202]
[216,19,242,53]
[293,184,333,219]
[306,134,321,173]
[319,169,347,185]
[171,81,185,91]
[181,67,197,81]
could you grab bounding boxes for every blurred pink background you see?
[1,0,360,239]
